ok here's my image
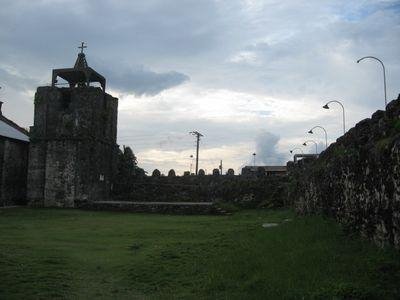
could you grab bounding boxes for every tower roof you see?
[51,42,106,91]
[74,53,89,69]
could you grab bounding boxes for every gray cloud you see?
[0,0,399,173]
[0,68,38,91]
[103,66,189,96]
[2,1,399,104]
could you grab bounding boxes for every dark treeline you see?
[112,146,145,196]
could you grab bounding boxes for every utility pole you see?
[190,131,203,175]
[189,155,193,174]
[219,160,223,175]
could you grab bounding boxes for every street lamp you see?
[289,147,304,154]
[357,56,387,108]
[308,126,328,149]
[252,152,256,167]
[303,140,318,154]
[323,100,346,134]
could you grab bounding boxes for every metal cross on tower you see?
[78,42,87,54]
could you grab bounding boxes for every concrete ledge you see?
[78,200,226,215]
[0,205,23,209]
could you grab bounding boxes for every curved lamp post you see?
[289,147,304,154]
[323,100,346,134]
[303,140,318,154]
[357,56,387,108]
[308,126,328,149]
[252,152,256,167]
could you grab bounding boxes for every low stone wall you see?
[77,200,225,215]
[112,175,288,209]
[288,95,400,249]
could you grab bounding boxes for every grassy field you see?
[0,208,399,299]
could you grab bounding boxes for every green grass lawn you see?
[0,208,399,299]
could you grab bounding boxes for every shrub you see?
[226,168,235,176]
[152,169,161,177]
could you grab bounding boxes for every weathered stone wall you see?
[78,200,225,215]
[27,86,118,207]
[288,95,400,249]
[112,175,289,209]
[0,138,29,206]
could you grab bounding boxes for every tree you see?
[112,146,145,196]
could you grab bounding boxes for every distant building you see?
[0,101,29,206]
[241,165,287,177]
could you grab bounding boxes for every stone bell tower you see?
[27,43,118,207]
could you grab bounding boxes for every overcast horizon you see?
[1,0,399,174]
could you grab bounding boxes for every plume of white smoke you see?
[255,130,288,165]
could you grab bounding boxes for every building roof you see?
[0,115,29,142]
[293,154,318,163]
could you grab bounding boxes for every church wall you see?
[27,86,118,207]
[73,140,117,203]
[43,140,77,207]
[26,141,46,207]
[0,138,29,206]
[0,140,3,201]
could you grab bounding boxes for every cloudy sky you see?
[1,0,399,174]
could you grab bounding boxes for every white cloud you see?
[229,51,259,65]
